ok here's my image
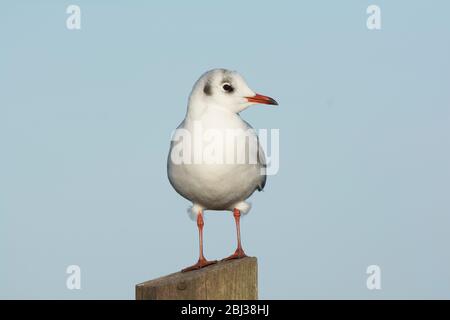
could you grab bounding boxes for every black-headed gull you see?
[167,69,278,272]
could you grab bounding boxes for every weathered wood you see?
[136,257,258,300]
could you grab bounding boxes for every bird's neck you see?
[186,100,239,122]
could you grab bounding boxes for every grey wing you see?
[256,135,267,192]
[242,119,267,192]
[242,119,267,191]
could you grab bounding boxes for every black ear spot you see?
[203,83,212,96]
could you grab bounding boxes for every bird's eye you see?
[222,83,234,93]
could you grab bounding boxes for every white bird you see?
[167,69,278,272]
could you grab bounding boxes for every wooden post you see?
[136,257,258,300]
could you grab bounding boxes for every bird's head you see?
[188,68,278,114]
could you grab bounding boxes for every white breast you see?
[167,107,265,211]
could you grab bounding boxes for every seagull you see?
[167,69,278,272]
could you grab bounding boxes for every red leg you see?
[182,212,217,272]
[223,208,248,260]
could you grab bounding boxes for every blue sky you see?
[1,1,449,299]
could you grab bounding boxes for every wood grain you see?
[136,257,258,300]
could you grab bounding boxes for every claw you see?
[222,247,247,261]
[182,258,217,272]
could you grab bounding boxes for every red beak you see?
[246,93,278,105]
